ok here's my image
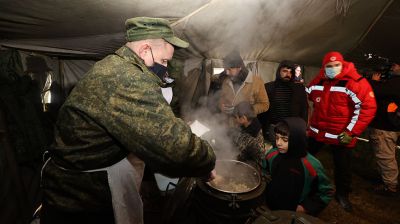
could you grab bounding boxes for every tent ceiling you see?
[0,0,398,66]
[346,0,400,66]
[0,0,209,38]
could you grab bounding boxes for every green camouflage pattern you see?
[167,58,184,117]
[232,129,264,168]
[42,45,215,211]
[125,17,189,48]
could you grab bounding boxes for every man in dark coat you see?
[368,61,400,196]
[258,60,308,143]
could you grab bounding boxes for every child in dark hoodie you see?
[262,117,333,216]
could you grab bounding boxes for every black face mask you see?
[149,62,168,80]
[148,48,173,84]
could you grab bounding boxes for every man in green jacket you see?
[40,17,216,224]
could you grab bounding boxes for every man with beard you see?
[219,50,269,119]
[258,60,308,143]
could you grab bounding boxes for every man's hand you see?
[222,103,234,114]
[202,169,216,182]
[338,132,353,144]
[371,72,381,81]
[296,205,306,213]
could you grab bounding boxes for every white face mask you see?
[325,65,342,79]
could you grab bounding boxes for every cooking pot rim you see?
[206,159,261,194]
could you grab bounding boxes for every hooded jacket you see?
[369,74,400,131]
[263,117,333,215]
[306,52,377,147]
[220,68,269,115]
[258,61,308,137]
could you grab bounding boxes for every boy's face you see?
[275,133,289,154]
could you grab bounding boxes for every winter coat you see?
[262,117,333,215]
[306,62,377,147]
[264,148,333,215]
[369,75,400,131]
[231,119,264,168]
[258,61,308,134]
[220,71,269,115]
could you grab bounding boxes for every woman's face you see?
[295,67,301,77]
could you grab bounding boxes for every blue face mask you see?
[325,66,342,79]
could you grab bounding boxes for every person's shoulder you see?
[308,74,323,87]
[344,75,372,90]
[264,81,275,89]
[91,55,140,75]
[265,80,274,85]
[265,148,279,159]
[96,53,123,66]
[304,153,324,168]
[221,76,231,85]
[342,65,363,83]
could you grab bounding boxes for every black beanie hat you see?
[223,50,244,68]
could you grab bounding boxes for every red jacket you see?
[306,62,377,147]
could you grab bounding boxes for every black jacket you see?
[369,75,400,131]
[258,62,308,137]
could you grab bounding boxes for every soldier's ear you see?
[138,44,151,55]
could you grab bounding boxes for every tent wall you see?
[18,51,60,89]
[0,49,53,224]
[17,50,96,96]
[61,59,95,95]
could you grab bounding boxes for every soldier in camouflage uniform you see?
[230,102,265,169]
[40,17,216,224]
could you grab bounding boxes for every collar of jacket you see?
[243,71,254,83]
[115,45,165,87]
[228,71,254,90]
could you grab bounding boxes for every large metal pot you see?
[207,159,261,193]
[191,160,266,224]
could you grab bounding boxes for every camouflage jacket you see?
[231,128,264,168]
[42,46,216,211]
